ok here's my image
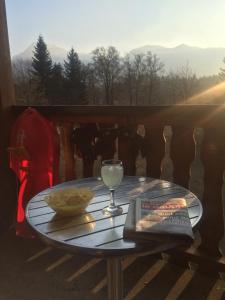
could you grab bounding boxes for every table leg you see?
[107,257,123,300]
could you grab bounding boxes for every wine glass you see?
[101,159,124,216]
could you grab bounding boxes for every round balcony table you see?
[26,176,202,300]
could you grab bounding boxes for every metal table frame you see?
[26,176,202,300]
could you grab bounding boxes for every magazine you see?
[123,197,194,244]
[135,197,194,239]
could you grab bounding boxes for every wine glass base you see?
[102,205,123,216]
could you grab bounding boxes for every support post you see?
[107,257,123,300]
[0,0,16,230]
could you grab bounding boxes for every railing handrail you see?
[12,104,225,127]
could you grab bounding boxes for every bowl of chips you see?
[45,187,94,216]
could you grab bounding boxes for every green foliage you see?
[64,48,80,81]
[32,35,52,101]
[48,63,65,104]
[64,48,86,104]
[14,37,222,105]
[32,36,52,85]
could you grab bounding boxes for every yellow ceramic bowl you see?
[45,187,94,216]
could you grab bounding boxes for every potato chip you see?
[45,187,94,216]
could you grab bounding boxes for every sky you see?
[5,0,225,56]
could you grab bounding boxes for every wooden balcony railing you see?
[13,104,225,269]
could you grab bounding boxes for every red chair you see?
[9,108,60,237]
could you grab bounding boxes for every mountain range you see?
[13,43,225,76]
[13,43,90,65]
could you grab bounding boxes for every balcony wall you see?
[12,104,225,263]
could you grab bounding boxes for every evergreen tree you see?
[64,48,86,104]
[32,35,52,99]
[48,63,65,104]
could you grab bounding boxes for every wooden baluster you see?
[93,124,119,177]
[118,125,136,175]
[61,123,75,181]
[93,155,102,177]
[114,124,119,160]
[56,125,66,182]
[92,124,101,177]
[146,125,165,179]
[160,126,174,182]
[200,126,225,255]
[189,127,204,200]
[219,171,225,256]
[73,124,84,179]
[136,124,146,138]
[171,126,195,188]
[74,154,84,179]
[50,120,61,185]
[99,124,117,161]
[135,124,147,177]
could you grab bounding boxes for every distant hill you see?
[13,43,225,76]
[13,44,91,64]
[130,44,225,76]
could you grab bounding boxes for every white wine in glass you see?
[101,159,124,216]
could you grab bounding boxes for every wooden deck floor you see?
[1,230,225,300]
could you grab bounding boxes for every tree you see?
[161,72,182,105]
[13,58,45,104]
[92,46,120,105]
[122,54,134,105]
[132,54,146,105]
[178,63,198,102]
[144,51,164,104]
[32,35,52,98]
[84,63,99,105]
[64,48,86,104]
[48,63,65,104]
[219,57,225,81]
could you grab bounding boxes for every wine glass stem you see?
[109,189,115,208]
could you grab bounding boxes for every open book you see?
[124,197,194,243]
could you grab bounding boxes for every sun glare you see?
[186,81,225,104]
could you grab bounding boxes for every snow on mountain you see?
[13,43,225,76]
